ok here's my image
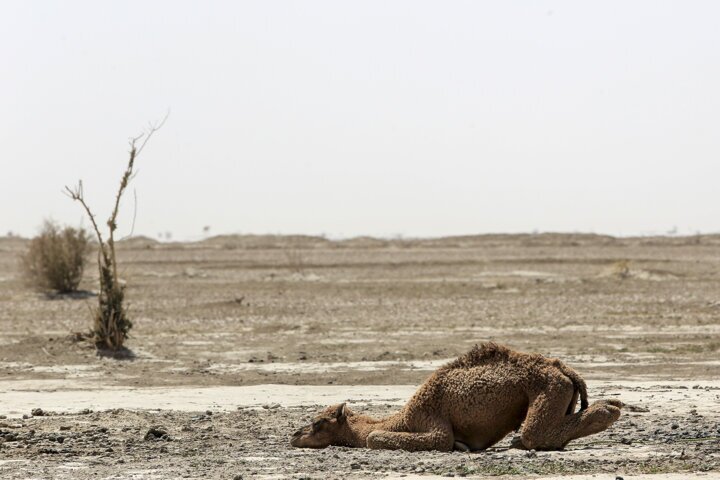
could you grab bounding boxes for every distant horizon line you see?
[3,229,719,243]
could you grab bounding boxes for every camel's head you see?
[290,403,353,448]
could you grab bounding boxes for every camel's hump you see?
[440,342,513,370]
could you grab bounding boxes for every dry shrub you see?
[21,220,91,293]
[67,172,135,351]
[65,116,166,351]
[94,251,131,351]
[611,260,630,279]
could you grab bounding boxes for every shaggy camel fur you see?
[291,343,622,452]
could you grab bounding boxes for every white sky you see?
[2,1,719,240]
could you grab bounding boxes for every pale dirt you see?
[1,233,719,479]
[0,380,718,418]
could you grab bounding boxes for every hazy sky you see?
[2,1,719,240]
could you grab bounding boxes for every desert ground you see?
[0,233,719,479]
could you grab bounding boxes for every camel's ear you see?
[336,403,347,422]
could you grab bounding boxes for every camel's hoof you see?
[454,441,470,452]
[509,436,527,450]
[602,399,624,409]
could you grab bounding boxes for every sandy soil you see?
[1,233,719,478]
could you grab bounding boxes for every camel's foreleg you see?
[367,428,454,452]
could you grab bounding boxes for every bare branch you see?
[134,110,169,157]
[64,181,104,247]
[119,188,138,241]
[108,112,168,237]
[107,147,136,234]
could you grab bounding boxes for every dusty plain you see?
[0,233,719,479]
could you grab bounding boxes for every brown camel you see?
[291,343,622,452]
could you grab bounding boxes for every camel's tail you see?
[556,362,589,412]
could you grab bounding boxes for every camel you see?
[290,343,622,452]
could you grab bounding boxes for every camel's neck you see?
[340,411,406,448]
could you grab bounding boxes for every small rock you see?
[31,408,45,417]
[671,424,679,430]
[144,427,168,441]
[350,463,361,470]
[620,438,632,445]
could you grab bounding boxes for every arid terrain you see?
[1,233,719,479]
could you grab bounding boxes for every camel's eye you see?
[312,419,327,431]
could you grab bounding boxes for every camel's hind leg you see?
[518,383,622,450]
[367,428,454,452]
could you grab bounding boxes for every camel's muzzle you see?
[290,429,306,447]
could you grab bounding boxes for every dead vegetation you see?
[20,220,91,294]
[609,259,631,279]
[64,118,166,352]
